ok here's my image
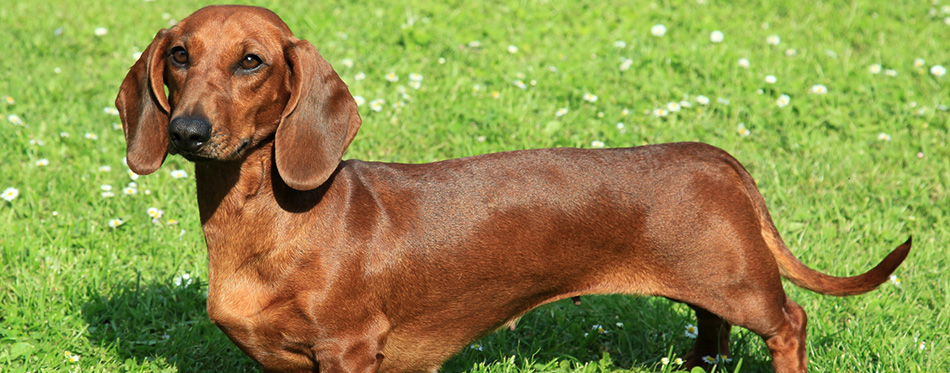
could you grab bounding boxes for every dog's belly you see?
[377,269,658,371]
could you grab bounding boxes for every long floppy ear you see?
[115,29,172,175]
[276,38,362,191]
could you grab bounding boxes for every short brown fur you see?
[116,6,910,372]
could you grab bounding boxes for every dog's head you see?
[115,5,361,190]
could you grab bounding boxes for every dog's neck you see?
[192,140,342,278]
[193,147,270,224]
[192,142,274,268]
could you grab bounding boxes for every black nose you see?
[169,116,212,153]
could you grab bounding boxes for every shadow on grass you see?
[442,295,774,373]
[83,282,772,372]
[81,275,257,372]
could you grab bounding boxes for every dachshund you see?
[116,5,910,372]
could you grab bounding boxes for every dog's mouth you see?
[170,138,253,163]
[177,151,216,163]
[231,139,252,158]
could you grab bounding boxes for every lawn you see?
[1,0,947,372]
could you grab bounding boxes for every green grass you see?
[1,0,947,371]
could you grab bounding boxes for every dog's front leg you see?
[311,316,391,373]
[314,347,383,373]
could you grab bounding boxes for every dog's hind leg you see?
[759,296,808,373]
[682,305,732,369]
[677,290,808,373]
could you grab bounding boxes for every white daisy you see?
[685,324,698,338]
[737,123,751,137]
[174,273,193,287]
[370,99,385,112]
[931,65,946,77]
[64,351,81,363]
[888,274,901,287]
[776,94,791,108]
[147,207,164,219]
[1,187,19,202]
[8,114,24,126]
[809,84,828,95]
[619,58,633,71]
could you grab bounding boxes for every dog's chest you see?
[206,273,324,356]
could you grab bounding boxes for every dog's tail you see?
[767,231,910,296]
[728,152,911,296]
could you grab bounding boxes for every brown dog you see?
[116,5,910,372]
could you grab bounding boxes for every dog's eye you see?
[169,47,189,66]
[239,54,263,71]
